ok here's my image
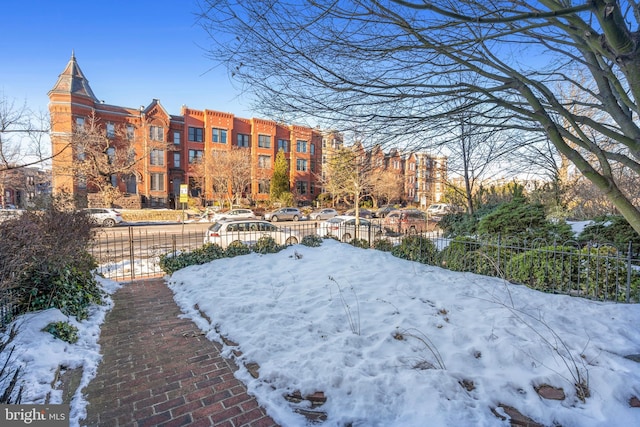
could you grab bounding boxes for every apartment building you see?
[48,53,322,208]
[48,53,445,209]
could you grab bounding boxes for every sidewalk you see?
[82,278,279,427]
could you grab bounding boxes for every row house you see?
[0,166,51,209]
[365,144,447,207]
[48,53,323,208]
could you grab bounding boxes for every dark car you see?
[383,209,429,234]
[344,208,373,219]
[374,205,395,218]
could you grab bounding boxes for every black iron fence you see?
[87,223,639,303]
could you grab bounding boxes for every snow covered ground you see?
[3,239,640,426]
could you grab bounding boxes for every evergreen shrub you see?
[43,321,79,344]
[301,234,323,247]
[372,238,394,252]
[225,241,251,257]
[391,236,437,265]
[253,236,283,254]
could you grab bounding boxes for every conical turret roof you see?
[48,51,97,101]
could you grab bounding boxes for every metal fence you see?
[89,223,640,303]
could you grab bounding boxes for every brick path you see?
[82,279,279,427]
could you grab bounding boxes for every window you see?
[150,173,165,191]
[75,117,84,129]
[188,127,203,142]
[77,146,85,161]
[188,149,203,164]
[310,160,316,172]
[212,128,227,143]
[310,143,315,155]
[149,126,164,141]
[106,122,115,138]
[258,135,271,148]
[173,131,181,145]
[296,181,308,195]
[173,153,181,168]
[310,182,315,194]
[150,149,164,166]
[296,159,308,171]
[296,140,307,153]
[277,139,289,152]
[126,124,135,139]
[258,180,270,194]
[258,155,271,169]
[237,133,250,147]
[106,147,115,165]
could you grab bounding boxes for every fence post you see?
[128,227,136,281]
[627,241,632,303]
[497,233,501,275]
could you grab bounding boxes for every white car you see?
[210,208,257,222]
[84,208,123,227]
[204,219,299,248]
[317,215,383,243]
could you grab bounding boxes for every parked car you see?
[317,215,383,243]
[374,205,395,218]
[383,209,428,234]
[204,219,299,248]
[427,204,455,216]
[210,208,257,222]
[344,208,373,219]
[263,207,302,222]
[84,208,123,227]
[0,209,24,223]
[309,208,338,221]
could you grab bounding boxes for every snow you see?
[3,239,640,426]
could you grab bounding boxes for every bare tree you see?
[0,94,51,207]
[193,147,253,208]
[65,112,149,207]
[198,0,640,234]
[323,143,373,230]
[370,169,403,207]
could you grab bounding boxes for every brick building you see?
[48,53,323,208]
[48,53,445,209]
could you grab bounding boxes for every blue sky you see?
[1,0,254,118]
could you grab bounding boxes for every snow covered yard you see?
[2,239,640,426]
[168,240,640,426]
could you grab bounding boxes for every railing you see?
[88,223,640,303]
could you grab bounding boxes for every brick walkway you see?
[82,279,279,427]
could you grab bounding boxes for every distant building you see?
[0,166,51,208]
[48,53,446,209]
[48,53,324,208]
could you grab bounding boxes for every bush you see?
[476,198,573,244]
[438,237,513,277]
[253,236,283,254]
[372,238,394,252]
[350,238,370,249]
[225,241,251,257]
[301,234,323,247]
[0,203,102,321]
[43,321,79,344]
[577,215,640,254]
[391,236,437,265]
[159,243,226,274]
[506,245,579,292]
[578,246,640,302]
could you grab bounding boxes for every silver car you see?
[317,215,383,243]
[84,208,123,227]
[204,219,299,248]
[263,207,302,222]
[210,208,257,222]
[309,208,338,221]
